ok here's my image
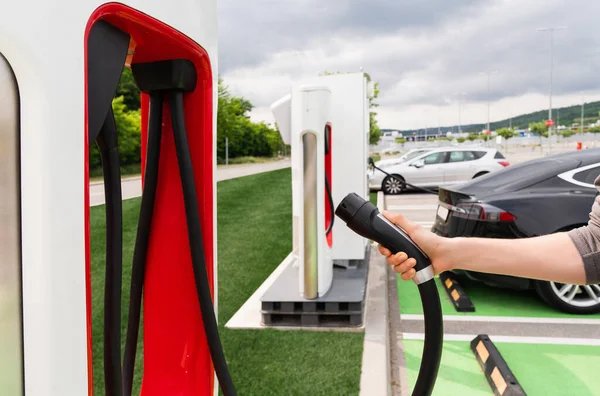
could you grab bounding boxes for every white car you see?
[368,147,509,194]
[375,148,432,168]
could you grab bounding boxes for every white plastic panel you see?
[0,52,24,396]
[271,94,292,145]
[0,1,218,394]
[315,73,369,261]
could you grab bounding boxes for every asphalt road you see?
[89,158,290,206]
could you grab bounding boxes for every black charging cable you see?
[336,193,442,396]
[122,92,163,396]
[124,59,237,396]
[169,91,237,396]
[369,158,438,195]
[96,110,125,396]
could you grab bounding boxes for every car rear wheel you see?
[382,174,406,195]
[534,281,600,314]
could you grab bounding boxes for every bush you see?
[395,137,406,144]
[89,95,142,171]
[589,126,600,133]
[466,133,479,141]
[457,137,466,143]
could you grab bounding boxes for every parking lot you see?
[384,191,600,395]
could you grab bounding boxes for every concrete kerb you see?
[358,191,391,396]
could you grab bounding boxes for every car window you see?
[472,151,486,159]
[573,166,600,185]
[405,150,427,161]
[422,152,446,165]
[449,151,475,162]
[494,151,506,159]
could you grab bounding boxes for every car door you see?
[410,151,448,186]
[444,151,476,183]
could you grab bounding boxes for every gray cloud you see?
[219,0,600,127]
[218,0,487,72]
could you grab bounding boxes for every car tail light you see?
[498,161,510,167]
[453,203,516,222]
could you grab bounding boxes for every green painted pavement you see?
[397,275,600,318]
[403,340,491,395]
[498,343,600,396]
[404,340,600,395]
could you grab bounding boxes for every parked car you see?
[374,148,432,168]
[369,147,508,194]
[432,148,600,314]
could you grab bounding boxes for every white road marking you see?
[402,333,600,346]
[400,314,600,325]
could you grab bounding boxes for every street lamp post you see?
[480,70,498,134]
[537,25,567,155]
[455,92,466,135]
[580,92,585,136]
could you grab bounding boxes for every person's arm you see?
[379,210,595,286]
[448,233,585,284]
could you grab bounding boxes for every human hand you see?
[377,210,453,280]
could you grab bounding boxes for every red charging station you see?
[85,5,216,395]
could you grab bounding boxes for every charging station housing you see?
[0,1,218,395]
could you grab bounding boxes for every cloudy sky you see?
[218,0,600,130]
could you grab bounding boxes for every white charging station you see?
[262,73,370,327]
[0,1,218,395]
[273,84,333,299]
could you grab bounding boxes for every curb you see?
[471,334,526,396]
[358,191,391,396]
[439,271,475,312]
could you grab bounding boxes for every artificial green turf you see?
[218,168,363,395]
[403,340,490,395]
[397,274,600,318]
[369,191,378,206]
[90,167,363,395]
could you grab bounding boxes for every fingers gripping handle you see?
[335,193,434,284]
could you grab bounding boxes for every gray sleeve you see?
[568,192,600,285]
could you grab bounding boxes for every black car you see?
[432,149,600,314]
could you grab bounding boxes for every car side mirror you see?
[412,159,425,168]
[368,157,375,166]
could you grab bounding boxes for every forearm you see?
[446,233,587,285]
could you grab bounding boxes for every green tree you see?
[116,68,141,110]
[89,95,142,169]
[529,121,548,135]
[369,81,381,145]
[457,137,466,143]
[466,133,479,141]
[216,77,282,161]
[496,127,515,141]
[560,130,575,138]
[481,134,490,142]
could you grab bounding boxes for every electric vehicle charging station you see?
[261,74,371,327]
[0,1,235,395]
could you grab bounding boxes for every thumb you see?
[382,210,420,236]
